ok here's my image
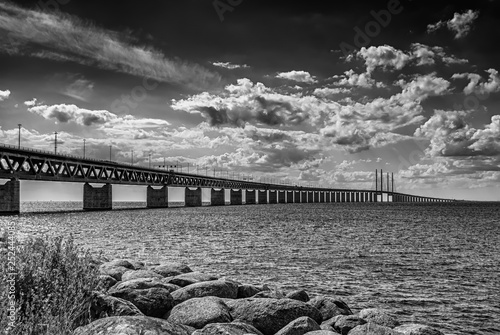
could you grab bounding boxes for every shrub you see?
[0,234,102,335]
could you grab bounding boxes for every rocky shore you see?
[77,258,449,335]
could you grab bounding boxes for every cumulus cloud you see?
[396,73,451,101]
[276,71,317,84]
[313,87,351,98]
[24,98,37,106]
[0,2,220,90]
[212,61,249,69]
[357,45,411,73]
[335,70,384,88]
[415,110,500,157]
[427,10,479,39]
[0,89,11,101]
[452,69,500,95]
[27,103,170,131]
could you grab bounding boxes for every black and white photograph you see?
[0,0,499,334]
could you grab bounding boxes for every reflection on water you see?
[1,202,499,335]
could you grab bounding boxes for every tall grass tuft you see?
[0,235,102,335]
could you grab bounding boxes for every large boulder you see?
[227,298,323,335]
[393,324,444,335]
[275,316,321,335]
[333,315,366,334]
[237,284,263,298]
[109,277,180,294]
[153,262,193,277]
[73,315,194,335]
[171,280,239,305]
[121,269,165,282]
[307,296,352,320]
[129,260,145,270]
[167,296,232,328]
[358,309,400,328]
[99,260,136,281]
[349,322,404,335]
[167,272,218,287]
[286,290,310,302]
[90,292,143,319]
[109,286,173,317]
[252,290,286,299]
[192,321,264,335]
[97,275,117,291]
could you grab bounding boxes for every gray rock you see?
[121,269,165,281]
[321,315,342,329]
[227,298,323,335]
[129,260,145,270]
[167,296,232,329]
[73,315,194,335]
[394,324,444,335]
[97,275,117,291]
[109,277,180,294]
[99,265,131,281]
[171,280,239,305]
[349,322,404,335]
[167,271,218,287]
[275,316,321,335]
[358,309,400,328]
[303,331,337,335]
[333,315,366,334]
[90,292,143,319]
[308,296,352,320]
[153,262,193,277]
[104,259,135,268]
[252,290,286,299]
[192,321,264,335]
[237,284,263,298]
[109,286,173,317]
[286,290,310,302]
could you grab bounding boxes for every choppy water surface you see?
[1,202,499,335]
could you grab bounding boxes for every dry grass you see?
[0,234,102,335]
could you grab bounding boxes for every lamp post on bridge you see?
[18,124,21,149]
[83,139,86,158]
[109,145,112,161]
[148,154,151,168]
[131,150,134,165]
[54,132,58,154]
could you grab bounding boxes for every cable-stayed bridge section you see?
[0,144,454,214]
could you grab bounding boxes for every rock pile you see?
[74,259,447,335]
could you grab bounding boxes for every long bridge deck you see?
[0,144,454,214]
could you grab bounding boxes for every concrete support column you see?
[313,191,319,203]
[230,189,242,205]
[258,190,267,204]
[269,190,277,203]
[278,191,286,203]
[0,179,20,215]
[84,183,112,211]
[185,187,202,207]
[211,188,225,206]
[336,192,340,202]
[147,185,168,208]
[308,191,313,203]
[245,190,256,204]
[294,191,301,203]
[286,191,293,203]
[319,192,325,203]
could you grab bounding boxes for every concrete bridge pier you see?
[314,191,319,203]
[230,189,242,205]
[278,191,286,203]
[269,190,277,203]
[287,191,293,203]
[84,183,112,211]
[185,187,202,207]
[0,179,20,215]
[211,188,225,206]
[245,190,256,204]
[147,186,168,208]
[307,191,313,203]
[258,190,267,204]
[294,191,301,203]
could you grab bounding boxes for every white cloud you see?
[313,87,351,98]
[0,2,220,90]
[452,69,500,95]
[335,70,385,88]
[212,62,249,69]
[357,45,411,73]
[396,73,451,101]
[0,89,11,101]
[24,98,38,106]
[64,78,94,102]
[427,10,479,39]
[276,70,317,84]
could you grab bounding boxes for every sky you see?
[1,0,500,201]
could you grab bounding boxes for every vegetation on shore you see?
[0,233,102,335]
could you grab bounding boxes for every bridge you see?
[0,143,454,214]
